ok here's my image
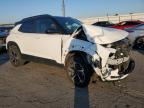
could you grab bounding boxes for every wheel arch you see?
[134,35,144,44]
[7,41,21,53]
[64,50,91,66]
[64,50,95,87]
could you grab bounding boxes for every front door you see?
[33,17,63,63]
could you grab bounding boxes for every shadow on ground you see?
[136,49,144,55]
[133,48,144,55]
[0,49,9,65]
[74,87,90,108]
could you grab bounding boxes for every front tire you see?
[65,54,92,88]
[8,44,25,67]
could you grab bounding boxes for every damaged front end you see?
[63,24,135,81]
[92,38,135,81]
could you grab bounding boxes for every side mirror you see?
[45,28,59,34]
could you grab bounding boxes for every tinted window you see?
[19,21,35,33]
[54,17,81,34]
[36,18,60,33]
[126,22,140,25]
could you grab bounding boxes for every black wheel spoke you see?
[8,45,25,67]
[68,62,85,84]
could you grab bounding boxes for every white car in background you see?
[125,24,144,49]
[6,15,135,87]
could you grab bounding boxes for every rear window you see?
[19,20,35,33]
[120,21,140,26]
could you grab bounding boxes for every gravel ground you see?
[0,50,144,108]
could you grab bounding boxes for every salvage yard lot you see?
[0,50,144,108]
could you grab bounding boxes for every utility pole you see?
[115,13,120,23]
[62,0,65,17]
[107,13,109,21]
[129,13,133,21]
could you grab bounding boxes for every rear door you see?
[16,20,38,55]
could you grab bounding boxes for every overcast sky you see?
[0,0,144,23]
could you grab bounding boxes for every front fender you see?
[62,38,114,67]
[62,38,99,64]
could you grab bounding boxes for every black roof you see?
[15,14,53,25]
[15,14,74,26]
[15,14,76,26]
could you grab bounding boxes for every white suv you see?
[6,15,135,87]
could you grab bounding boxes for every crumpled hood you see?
[82,24,129,44]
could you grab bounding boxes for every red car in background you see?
[111,20,144,30]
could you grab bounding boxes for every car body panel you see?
[125,24,144,45]
[62,37,112,67]
[7,24,62,63]
[111,20,144,30]
[82,24,128,44]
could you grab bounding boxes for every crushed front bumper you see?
[105,59,135,81]
[93,59,135,81]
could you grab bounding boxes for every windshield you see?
[54,17,81,34]
[105,21,113,24]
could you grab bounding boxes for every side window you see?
[119,22,126,26]
[19,21,35,33]
[124,22,129,25]
[126,22,140,26]
[36,18,60,33]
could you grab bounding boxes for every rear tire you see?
[65,54,92,88]
[8,44,25,67]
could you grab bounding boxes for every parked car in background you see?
[0,26,13,50]
[92,21,114,27]
[0,26,13,33]
[7,15,135,87]
[125,24,144,49]
[0,32,7,48]
[111,20,144,30]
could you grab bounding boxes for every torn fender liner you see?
[82,24,129,44]
[89,43,111,67]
